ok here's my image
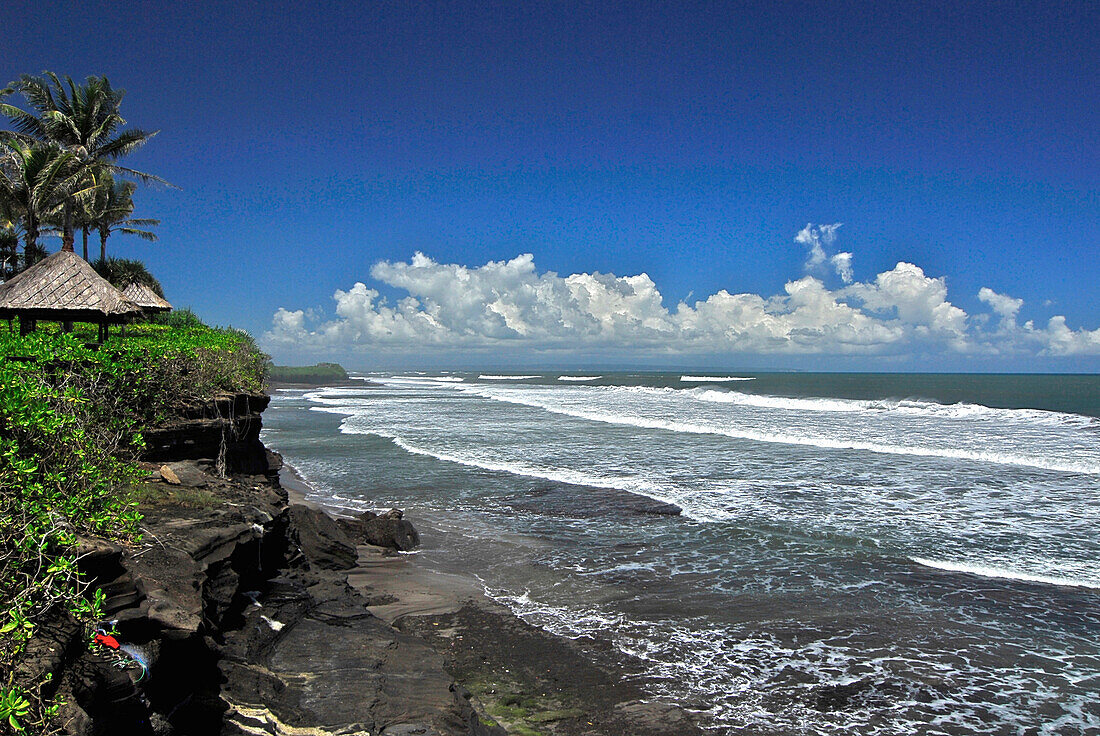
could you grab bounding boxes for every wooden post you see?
[98,321,107,343]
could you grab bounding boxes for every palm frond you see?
[0,103,48,138]
[108,164,177,189]
[118,227,158,242]
[94,128,158,159]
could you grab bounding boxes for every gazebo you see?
[0,250,142,341]
[122,282,173,315]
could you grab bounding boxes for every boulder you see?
[158,464,181,485]
[341,508,420,552]
[288,504,358,570]
[164,460,210,487]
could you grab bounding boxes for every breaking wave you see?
[680,375,756,382]
[910,557,1100,590]
[459,385,1100,475]
[694,389,1098,427]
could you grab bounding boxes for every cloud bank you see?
[266,227,1100,361]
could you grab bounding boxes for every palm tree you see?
[0,72,172,254]
[0,139,89,268]
[92,174,159,261]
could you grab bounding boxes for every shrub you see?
[149,307,202,329]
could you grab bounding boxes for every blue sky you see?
[3,1,1098,370]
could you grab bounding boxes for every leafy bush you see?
[0,321,266,731]
[149,307,202,329]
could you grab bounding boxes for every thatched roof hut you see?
[0,250,141,338]
[122,282,172,314]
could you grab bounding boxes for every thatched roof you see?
[122,282,172,313]
[0,250,141,322]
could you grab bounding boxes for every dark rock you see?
[340,508,421,551]
[613,700,695,731]
[288,504,358,570]
[142,392,272,475]
[164,460,210,487]
[220,568,494,736]
[502,484,682,518]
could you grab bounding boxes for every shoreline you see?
[276,457,705,735]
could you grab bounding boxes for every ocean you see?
[261,372,1100,735]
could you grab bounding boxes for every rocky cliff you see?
[24,393,503,736]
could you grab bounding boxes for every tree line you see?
[0,72,169,282]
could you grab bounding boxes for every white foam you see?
[695,389,864,413]
[382,435,686,508]
[558,376,602,381]
[680,375,756,382]
[478,374,540,380]
[694,389,1098,427]
[385,375,464,383]
[910,557,1100,590]
[460,385,1100,475]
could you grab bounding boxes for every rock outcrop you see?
[340,508,421,551]
[141,392,271,474]
[33,409,501,736]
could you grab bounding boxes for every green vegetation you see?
[129,481,220,510]
[266,362,348,385]
[150,307,203,329]
[0,318,265,731]
[464,676,587,736]
[1,71,168,268]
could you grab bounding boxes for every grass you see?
[0,317,266,731]
[128,481,220,510]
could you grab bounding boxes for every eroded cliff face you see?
[28,396,502,736]
[140,392,272,476]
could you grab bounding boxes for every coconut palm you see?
[0,139,90,268]
[91,174,159,261]
[0,72,172,253]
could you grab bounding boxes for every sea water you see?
[261,372,1100,735]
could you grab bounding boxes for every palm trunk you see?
[82,226,89,261]
[62,200,75,253]
[23,221,39,268]
[99,228,108,263]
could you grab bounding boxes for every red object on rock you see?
[94,632,120,650]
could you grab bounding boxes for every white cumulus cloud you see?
[264,231,1100,361]
[978,287,1024,328]
[797,222,853,283]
